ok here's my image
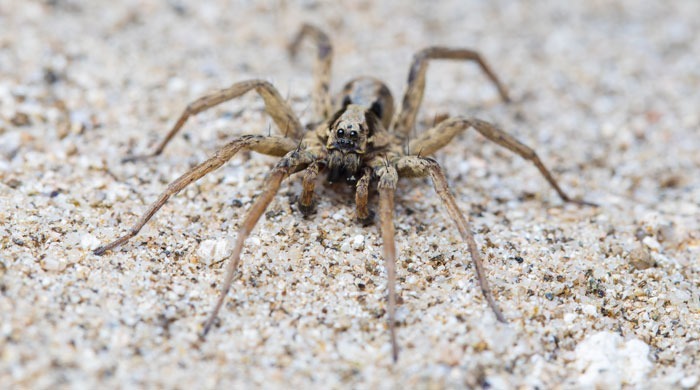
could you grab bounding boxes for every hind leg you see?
[393,47,510,136]
[288,24,334,121]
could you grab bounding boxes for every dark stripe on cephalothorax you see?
[364,109,380,137]
[370,101,383,119]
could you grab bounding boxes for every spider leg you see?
[288,24,333,121]
[374,163,400,362]
[393,47,510,135]
[409,116,594,205]
[202,150,314,335]
[298,159,325,216]
[395,156,506,323]
[355,167,374,225]
[124,80,303,162]
[93,135,298,255]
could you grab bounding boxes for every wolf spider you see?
[94,24,592,361]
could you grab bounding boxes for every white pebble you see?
[197,239,229,265]
[563,312,577,324]
[41,256,66,272]
[1,322,11,337]
[671,288,691,305]
[582,304,597,317]
[681,375,698,389]
[574,331,651,387]
[80,233,101,250]
[351,235,365,251]
[642,236,661,251]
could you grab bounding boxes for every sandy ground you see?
[1,0,699,388]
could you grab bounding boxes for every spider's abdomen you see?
[339,77,394,128]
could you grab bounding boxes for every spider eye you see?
[349,130,358,138]
[336,128,345,137]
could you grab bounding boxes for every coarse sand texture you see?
[1,1,698,388]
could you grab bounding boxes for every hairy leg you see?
[393,47,510,136]
[409,116,594,205]
[354,167,374,225]
[395,156,506,323]
[125,80,303,161]
[202,149,313,335]
[374,162,400,362]
[288,24,333,121]
[93,135,298,255]
[298,160,324,216]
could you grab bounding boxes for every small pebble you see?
[197,239,229,265]
[81,233,101,250]
[582,304,597,317]
[642,236,661,251]
[351,235,365,251]
[575,332,652,387]
[627,246,655,270]
[680,375,698,389]
[41,256,66,272]
[563,312,576,324]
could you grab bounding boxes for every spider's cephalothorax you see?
[325,104,371,183]
[94,24,593,362]
[324,77,394,183]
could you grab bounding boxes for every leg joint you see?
[253,79,274,93]
[375,165,398,190]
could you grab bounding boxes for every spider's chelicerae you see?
[95,24,592,361]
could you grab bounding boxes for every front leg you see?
[392,47,510,136]
[374,162,400,362]
[354,167,374,225]
[298,160,325,216]
[126,79,303,161]
[394,156,506,323]
[93,135,298,255]
[203,149,315,336]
